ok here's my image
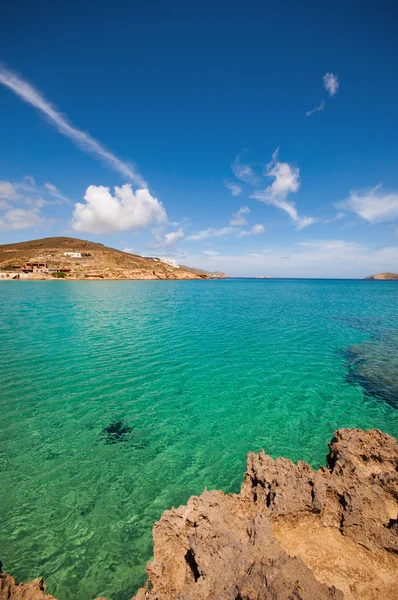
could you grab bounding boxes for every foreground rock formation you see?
[1,429,397,599]
[134,429,398,600]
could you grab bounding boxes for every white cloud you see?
[251,149,317,229]
[123,247,134,254]
[164,227,184,245]
[231,154,260,185]
[203,250,220,256]
[0,65,146,187]
[72,184,167,234]
[230,206,250,226]
[187,226,236,241]
[0,181,18,199]
[323,72,339,97]
[225,181,242,196]
[251,223,265,235]
[0,208,43,230]
[238,223,265,237]
[337,185,398,223]
[306,100,326,117]
[44,182,71,204]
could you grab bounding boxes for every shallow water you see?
[0,279,397,599]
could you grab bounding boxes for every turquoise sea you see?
[1,279,397,599]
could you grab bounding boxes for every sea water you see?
[0,279,397,599]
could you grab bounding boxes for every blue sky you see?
[1,0,398,277]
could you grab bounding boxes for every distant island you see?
[0,237,226,281]
[364,272,398,280]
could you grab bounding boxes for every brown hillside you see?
[0,237,204,280]
[364,272,398,280]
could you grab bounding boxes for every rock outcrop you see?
[364,273,398,280]
[134,429,398,600]
[1,429,397,600]
[0,564,56,600]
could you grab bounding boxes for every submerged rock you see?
[101,421,133,444]
[2,429,398,600]
[346,333,398,408]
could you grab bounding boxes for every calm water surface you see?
[0,280,397,599]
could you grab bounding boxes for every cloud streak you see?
[0,64,146,187]
[251,149,317,229]
[306,100,325,117]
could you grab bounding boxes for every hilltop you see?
[0,237,204,280]
[364,272,398,280]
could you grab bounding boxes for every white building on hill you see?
[63,252,82,258]
[159,257,179,268]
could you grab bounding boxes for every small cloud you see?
[203,250,220,256]
[306,100,326,117]
[0,207,43,230]
[0,181,18,199]
[230,206,250,226]
[323,72,339,97]
[44,182,71,205]
[239,223,265,237]
[224,181,242,196]
[187,226,236,241]
[337,185,398,223]
[123,247,134,254]
[231,154,260,185]
[164,227,184,246]
[251,149,317,230]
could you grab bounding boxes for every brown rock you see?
[135,429,398,600]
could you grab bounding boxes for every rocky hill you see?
[1,428,397,600]
[180,264,227,278]
[0,237,204,280]
[364,272,398,280]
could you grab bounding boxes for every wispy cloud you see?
[238,223,265,237]
[187,226,237,241]
[44,183,71,205]
[323,72,339,97]
[230,206,250,226]
[231,154,260,185]
[306,100,326,117]
[337,185,398,223]
[0,64,146,187]
[202,250,220,256]
[224,181,242,196]
[251,149,317,230]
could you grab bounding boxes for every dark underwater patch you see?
[344,333,398,409]
[101,421,133,444]
[100,420,149,449]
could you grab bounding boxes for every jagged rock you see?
[134,429,398,600]
[0,563,57,600]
